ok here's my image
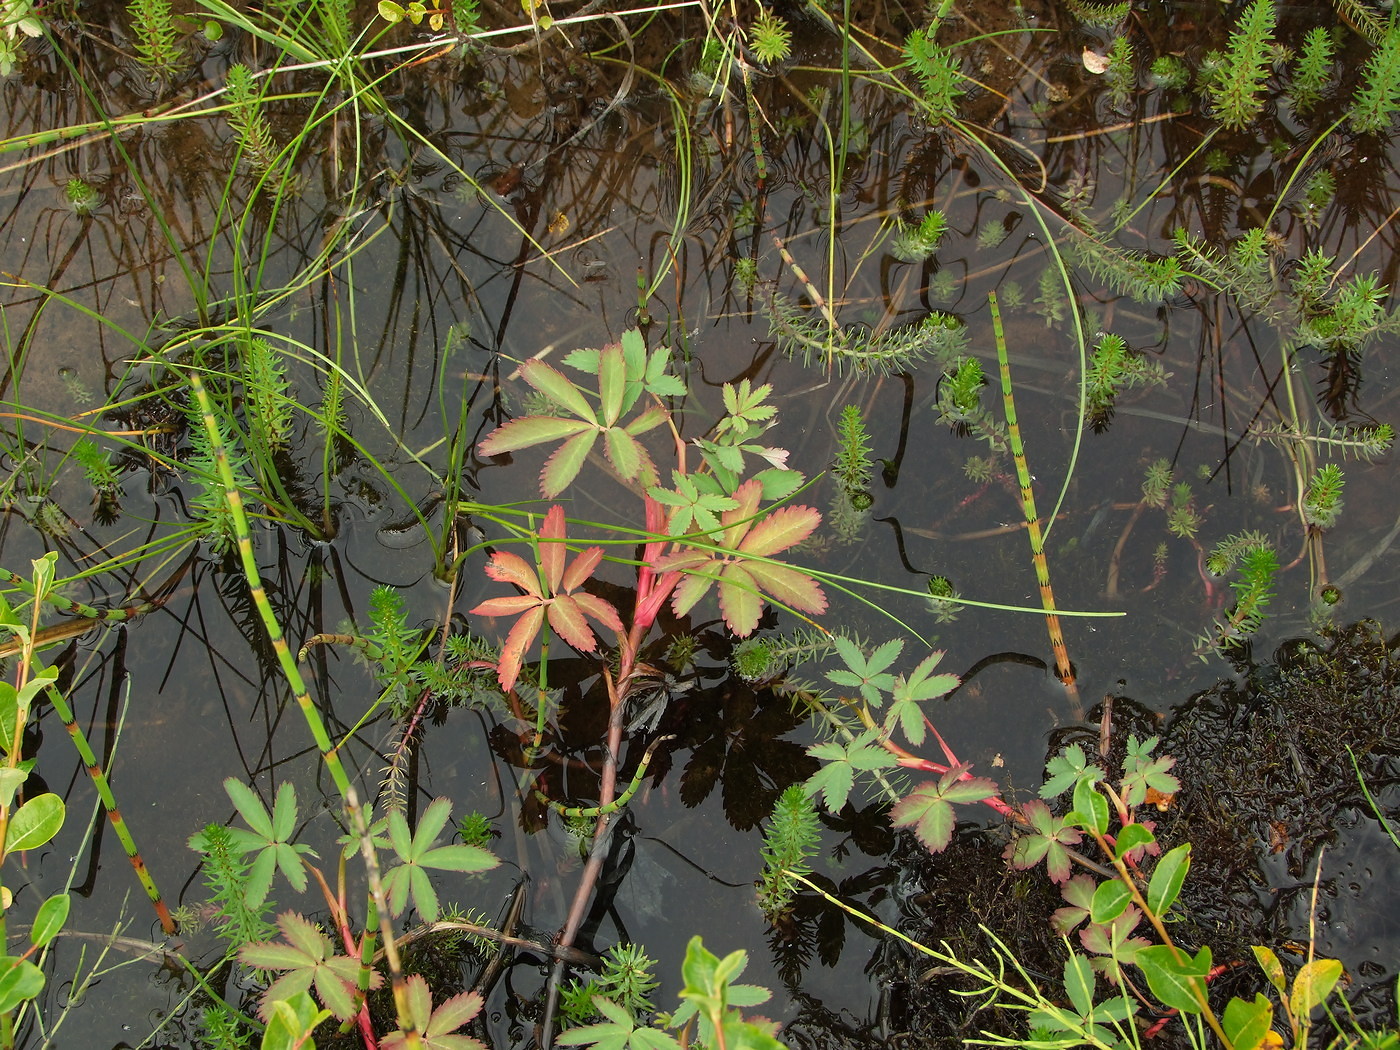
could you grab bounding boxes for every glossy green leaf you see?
[1289,958,1343,1020]
[1135,943,1211,1014]
[1072,777,1109,836]
[0,769,27,808]
[1114,821,1156,860]
[1090,879,1134,924]
[261,990,332,1050]
[1223,993,1275,1050]
[1147,842,1191,915]
[5,792,64,853]
[1252,944,1286,995]
[0,956,44,1013]
[377,0,406,22]
[30,892,70,948]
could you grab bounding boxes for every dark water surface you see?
[1,0,1398,1045]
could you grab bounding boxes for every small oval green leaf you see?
[1289,958,1343,1020]
[1090,879,1134,924]
[1072,777,1109,836]
[1147,842,1191,915]
[5,793,65,854]
[30,893,70,948]
[1223,992,1274,1050]
[0,957,44,1013]
[1114,821,1156,860]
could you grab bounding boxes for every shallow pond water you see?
[1,0,1399,1046]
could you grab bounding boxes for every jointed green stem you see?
[185,371,353,800]
[991,293,1082,717]
[536,734,674,819]
[42,682,176,934]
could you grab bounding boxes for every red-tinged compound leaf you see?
[740,505,821,557]
[667,564,717,617]
[546,595,600,652]
[891,782,957,853]
[718,562,764,638]
[483,550,542,596]
[479,415,593,457]
[598,344,626,426]
[518,359,597,422]
[241,912,378,1022]
[1004,799,1081,883]
[495,606,544,694]
[625,403,669,435]
[744,560,826,615]
[540,430,598,498]
[721,479,764,549]
[569,592,624,633]
[539,506,568,593]
[605,426,645,482]
[383,976,487,1050]
[470,595,540,619]
[470,508,622,691]
[560,545,604,593]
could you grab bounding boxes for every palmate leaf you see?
[804,730,897,812]
[655,480,825,637]
[223,779,315,906]
[470,506,623,692]
[1004,799,1082,882]
[890,764,998,853]
[382,798,498,921]
[827,636,902,706]
[885,650,959,746]
[241,911,381,1021]
[382,975,486,1050]
[480,339,667,498]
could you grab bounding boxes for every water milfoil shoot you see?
[889,211,947,263]
[1203,0,1275,130]
[829,405,874,545]
[757,785,820,921]
[905,26,963,124]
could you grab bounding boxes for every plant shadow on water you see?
[1,0,1400,1045]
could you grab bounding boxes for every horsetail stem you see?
[536,734,675,819]
[185,371,354,800]
[42,682,176,934]
[990,293,1082,718]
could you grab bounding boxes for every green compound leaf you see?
[223,779,314,904]
[382,797,499,921]
[1042,743,1104,799]
[1004,799,1082,883]
[804,731,895,813]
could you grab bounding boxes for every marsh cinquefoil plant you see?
[777,633,1351,1048]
